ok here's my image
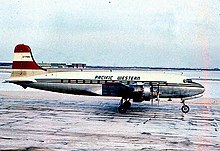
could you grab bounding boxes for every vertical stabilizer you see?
[11,44,46,78]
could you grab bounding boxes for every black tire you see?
[181,105,190,113]
[118,105,127,114]
[123,101,131,109]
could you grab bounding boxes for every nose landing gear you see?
[181,99,190,113]
[181,104,190,113]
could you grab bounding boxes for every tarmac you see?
[0,90,219,150]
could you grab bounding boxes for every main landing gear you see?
[117,97,191,114]
[181,99,190,113]
[118,98,131,113]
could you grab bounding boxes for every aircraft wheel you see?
[123,101,131,109]
[181,105,190,113]
[118,105,127,114]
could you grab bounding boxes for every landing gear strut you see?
[118,98,131,113]
[181,99,190,113]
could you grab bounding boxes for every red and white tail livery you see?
[10,44,46,79]
[12,44,45,70]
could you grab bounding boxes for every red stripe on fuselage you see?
[14,44,31,53]
[12,61,42,69]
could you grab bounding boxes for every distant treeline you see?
[87,66,220,71]
[0,62,219,71]
[0,62,12,66]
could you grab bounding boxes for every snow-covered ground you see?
[0,71,219,150]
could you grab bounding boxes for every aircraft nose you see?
[195,83,205,95]
[198,87,205,95]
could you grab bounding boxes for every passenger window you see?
[78,80,84,84]
[63,80,69,83]
[85,80,91,84]
[100,80,106,84]
[71,80,77,84]
[92,80,98,84]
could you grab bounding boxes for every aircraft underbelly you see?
[25,83,102,96]
[18,82,203,99]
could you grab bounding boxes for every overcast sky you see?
[0,0,220,68]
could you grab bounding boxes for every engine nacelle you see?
[129,85,152,102]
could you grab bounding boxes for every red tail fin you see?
[12,44,45,70]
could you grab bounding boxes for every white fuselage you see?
[8,70,205,100]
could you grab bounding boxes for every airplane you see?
[5,44,205,113]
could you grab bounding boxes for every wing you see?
[102,82,133,97]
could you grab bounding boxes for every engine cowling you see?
[129,85,152,102]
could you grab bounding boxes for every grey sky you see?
[0,0,220,68]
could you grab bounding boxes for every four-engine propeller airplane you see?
[5,44,205,113]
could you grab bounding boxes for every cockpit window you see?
[183,79,192,83]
